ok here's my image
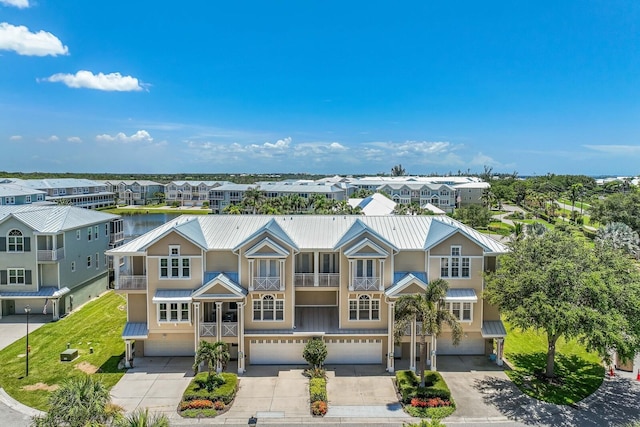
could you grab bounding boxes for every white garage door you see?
[250,339,306,364]
[436,337,485,355]
[144,339,194,357]
[325,339,382,364]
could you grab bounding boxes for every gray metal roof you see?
[0,183,46,197]
[122,322,149,339]
[102,180,163,186]
[445,288,478,302]
[481,320,507,338]
[0,205,119,232]
[152,289,192,302]
[258,183,344,193]
[0,286,69,299]
[11,178,106,189]
[108,215,507,255]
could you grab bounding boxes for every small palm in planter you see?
[193,340,230,390]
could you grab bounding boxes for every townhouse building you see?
[8,178,115,209]
[102,180,165,206]
[165,181,227,207]
[0,182,47,206]
[0,205,124,319]
[109,215,507,373]
[377,183,457,212]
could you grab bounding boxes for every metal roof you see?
[445,288,478,302]
[108,215,507,255]
[122,322,149,339]
[152,289,193,302]
[0,286,69,299]
[11,178,106,189]
[0,183,47,197]
[481,320,507,338]
[0,205,119,232]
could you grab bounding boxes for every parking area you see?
[0,314,51,351]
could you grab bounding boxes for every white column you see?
[314,252,319,286]
[496,338,504,366]
[280,260,285,291]
[387,301,395,373]
[348,260,354,291]
[193,302,201,352]
[237,302,245,374]
[248,260,254,291]
[379,260,384,291]
[215,301,223,372]
[430,335,437,371]
[113,255,120,290]
[52,299,59,321]
[409,317,416,372]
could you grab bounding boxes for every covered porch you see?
[0,286,69,320]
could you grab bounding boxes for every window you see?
[7,229,24,252]
[257,259,279,277]
[87,256,92,268]
[170,245,180,256]
[349,295,380,320]
[158,302,190,323]
[95,253,99,269]
[37,194,44,201]
[105,224,109,237]
[253,295,284,321]
[440,246,470,278]
[444,302,472,322]
[8,268,25,284]
[76,229,81,240]
[159,256,190,278]
[321,253,339,273]
[5,196,15,205]
[356,259,374,277]
[87,227,92,241]
[94,226,99,240]
[25,195,31,203]
[71,261,76,272]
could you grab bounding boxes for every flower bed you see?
[395,370,456,419]
[306,368,328,416]
[179,372,237,418]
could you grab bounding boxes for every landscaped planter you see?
[178,372,238,418]
[395,370,456,419]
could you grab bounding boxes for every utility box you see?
[60,348,78,362]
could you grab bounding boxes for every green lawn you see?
[0,291,127,410]
[503,321,604,405]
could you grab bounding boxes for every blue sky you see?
[1,1,639,175]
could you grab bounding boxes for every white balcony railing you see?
[318,273,340,287]
[294,273,314,287]
[199,322,238,337]
[253,276,281,291]
[37,247,65,262]
[350,277,380,291]
[110,232,124,244]
[117,275,147,290]
[200,323,216,337]
[295,273,340,287]
[404,321,423,336]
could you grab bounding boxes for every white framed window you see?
[440,246,470,278]
[5,196,15,205]
[105,224,109,237]
[95,253,99,269]
[37,194,44,201]
[7,229,24,252]
[87,256,92,268]
[159,257,190,279]
[157,302,190,322]
[355,259,375,277]
[349,295,380,320]
[257,259,279,277]
[8,268,25,285]
[253,295,284,321]
[169,245,180,256]
[71,261,76,272]
[444,302,472,322]
[94,226,99,240]
[76,229,81,240]
[87,227,92,241]
[25,195,31,203]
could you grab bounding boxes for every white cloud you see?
[42,70,144,92]
[67,136,82,143]
[96,130,153,143]
[0,0,29,9]
[9,135,22,141]
[584,144,640,155]
[262,137,291,150]
[38,135,59,142]
[0,22,68,56]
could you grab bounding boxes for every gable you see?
[430,232,483,256]
[344,237,389,258]
[147,230,202,256]
[398,282,425,295]
[244,237,289,258]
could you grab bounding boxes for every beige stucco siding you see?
[483,301,501,321]
[393,251,425,273]
[147,257,203,289]
[295,290,337,306]
[205,251,237,272]
[430,233,484,256]
[127,293,147,322]
[147,232,201,256]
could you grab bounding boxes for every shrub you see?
[180,408,218,418]
[311,400,328,416]
[179,399,214,410]
[303,338,327,368]
[310,378,327,402]
[213,400,225,410]
[183,372,238,404]
[194,374,226,392]
[304,367,326,379]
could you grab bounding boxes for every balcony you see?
[110,232,125,244]
[117,275,147,290]
[404,321,424,336]
[37,248,65,262]
[295,273,340,287]
[199,322,238,337]
[252,276,281,291]
[350,277,380,291]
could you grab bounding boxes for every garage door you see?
[250,339,306,364]
[325,339,382,364]
[436,337,485,355]
[144,339,194,357]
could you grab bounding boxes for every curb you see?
[0,388,44,418]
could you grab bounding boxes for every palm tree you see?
[115,408,169,427]
[569,183,583,221]
[393,279,463,386]
[596,222,640,258]
[193,340,230,376]
[32,376,112,427]
[242,186,265,214]
[525,222,547,237]
[223,204,242,215]
[391,164,406,176]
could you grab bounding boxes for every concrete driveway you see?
[0,314,51,351]
[109,357,194,421]
[438,355,511,423]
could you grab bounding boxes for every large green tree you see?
[485,230,640,378]
[393,278,463,386]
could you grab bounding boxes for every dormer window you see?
[440,245,470,278]
[160,245,190,279]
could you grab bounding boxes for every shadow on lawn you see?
[98,353,125,373]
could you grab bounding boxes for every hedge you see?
[310,378,327,402]
[183,372,238,404]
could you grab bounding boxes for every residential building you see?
[0,205,124,319]
[108,215,508,373]
[0,181,47,206]
[165,181,227,207]
[8,178,115,209]
[377,183,456,212]
[348,193,397,216]
[102,180,165,206]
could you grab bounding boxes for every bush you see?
[311,400,328,416]
[396,370,454,408]
[194,374,226,392]
[304,367,326,379]
[310,378,327,402]
[180,408,218,418]
[179,399,214,410]
[183,372,238,404]
[213,400,225,410]
[303,338,327,368]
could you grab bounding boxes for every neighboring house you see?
[0,205,124,319]
[165,181,227,207]
[209,183,251,213]
[8,178,115,209]
[453,181,491,207]
[0,182,47,206]
[102,180,165,206]
[108,215,508,373]
[348,193,397,216]
[377,183,456,212]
